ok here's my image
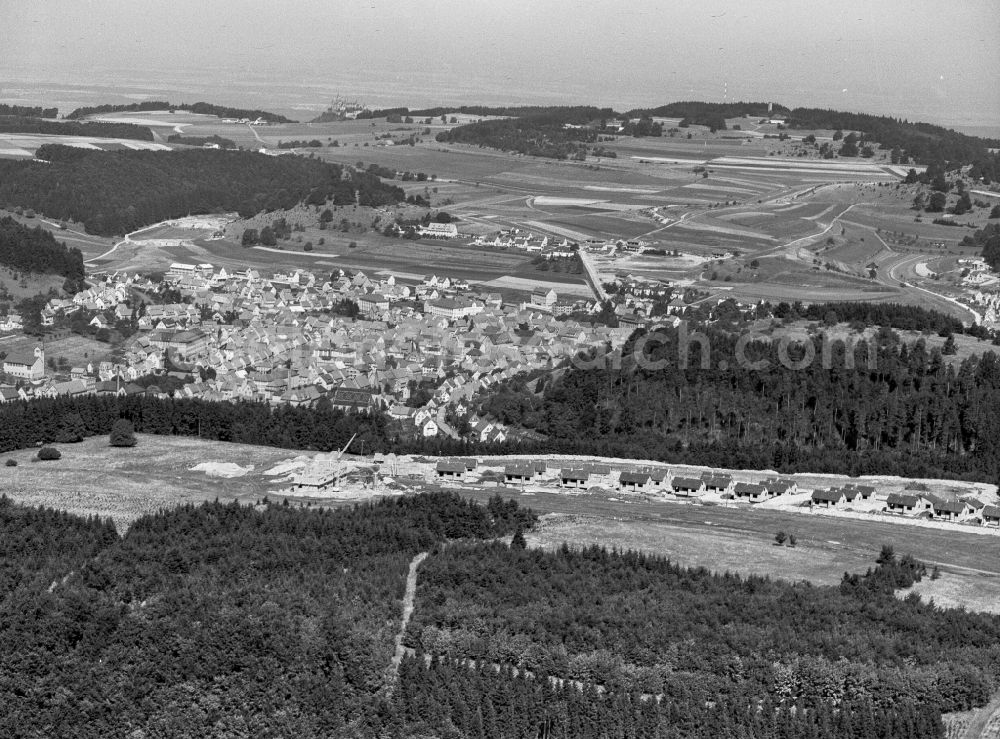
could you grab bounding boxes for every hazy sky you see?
[4,0,999,127]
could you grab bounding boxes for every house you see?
[811,488,847,508]
[421,418,439,437]
[559,468,590,489]
[701,474,734,495]
[329,388,374,412]
[885,493,934,515]
[671,476,706,496]
[618,470,651,492]
[504,463,536,485]
[982,505,1000,527]
[764,478,798,496]
[733,482,769,502]
[530,288,557,310]
[845,484,875,500]
[3,345,45,380]
[933,499,977,522]
[435,460,467,481]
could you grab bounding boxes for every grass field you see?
[2,435,299,532]
[454,486,1000,609]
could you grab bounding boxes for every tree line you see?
[0,147,404,235]
[0,104,58,118]
[395,653,946,738]
[0,115,154,141]
[65,100,294,123]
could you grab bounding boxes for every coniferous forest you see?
[0,147,404,235]
[4,489,993,738]
[482,326,1000,484]
[0,216,86,284]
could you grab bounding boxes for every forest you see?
[401,541,996,737]
[65,100,293,123]
[0,115,154,141]
[4,484,990,737]
[0,491,532,737]
[627,101,782,131]
[0,147,404,235]
[164,133,237,149]
[784,107,1000,178]
[0,104,59,118]
[435,108,617,160]
[478,324,1000,484]
[0,216,86,287]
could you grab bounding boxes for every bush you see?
[37,446,61,461]
[5,458,16,467]
[109,419,137,447]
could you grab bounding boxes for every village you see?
[0,261,640,442]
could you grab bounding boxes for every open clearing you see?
[2,435,296,532]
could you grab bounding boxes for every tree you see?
[990,204,1000,219]
[259,226,276,246]
[241,228,259,247]
[953,191,972,216]
[774,531,787,545]
[37,446,61,460]
[927,192,947,212]
[110,418,137,447]
[942,334,957,355]
[511,526,527,550]
[876,544,895,565]
[788,534,797,547]
[56,412,87,443]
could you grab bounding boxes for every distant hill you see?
[0,147,403,236]
[65,101,294,124]
[0,116,153,141]
[431,99,1000,181]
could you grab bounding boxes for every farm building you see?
[983,506,1000,527]
[764,478,798,496]
[618,471,651,492]
[702,474,734,495]
[733,482,769,502]
[560,469,590,489]
[811,488,847,508]
[671,476,706,496]
[435,460,468,481]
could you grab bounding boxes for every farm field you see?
[3,110,992,318]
